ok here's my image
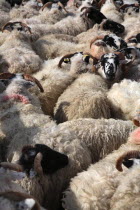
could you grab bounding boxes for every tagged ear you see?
[83,54,90,63]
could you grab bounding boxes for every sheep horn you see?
[58,1,68,13]
[0,162,24,172]
[90,36,106,48]
[119,4,137,12]
[41,2,53,11]
[2,22,13,33]
[23,74,44,92]
[133,119,140,127]
[20,22,32,34]
[0,191,41,210]
[98,0,106,8]
[34,152,43,176]
[116,150,140,172]
[114,52,125,60]
[0,73,16,80]
[58,53,77,68]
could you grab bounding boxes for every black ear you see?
[83,55,90,63]
[136,33,140,43]
[86,7,106,24]
[35,144,69,174]
[120,40,127,49]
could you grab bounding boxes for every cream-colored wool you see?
[33,53,95,115]
[107,79,140,120]
[100,0,123,23]
[54,73,110,123]
[63,137,140,210]
[29,11,97,39]
[0,0,10,30]
[33,58,75,115]
[110,166,140,210]
[0,31,43,74]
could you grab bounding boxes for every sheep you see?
[33,52,94,115]
[107,79,140,120]
[3,118,134,210]
[120,4,140,37]
[0,25,43,74]
[25,1,69,26]
[0,73,57,159]
[90,34,127,59]
[100,0,123,23]
[54,72,111,123]
[28,6,106,38]
[0,165,46,210]
[62,126,140,210]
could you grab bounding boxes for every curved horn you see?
[34,152,43,176]
[90,36,105,48]
[41,2,53,11]
[23,74,44,92]
[2,22,13,32]
[0,162,24,172]
[98,0,106,8]
[116,150,140,172]
[133,119,140,127]
[20,22,32,34]
[0,191,41,210]
[119,4,138,12]
[58,1,68,13]
[58,53,77,68]
[0,73,15,80]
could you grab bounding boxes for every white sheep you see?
[0,28,43,74]
[107,79,140,121]
[33,52,94,115]
[54,73,111,123]
[5,118,134,210]
[100,0,123,23]
[62,126,140,210]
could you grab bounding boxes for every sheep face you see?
[97,53,121,82]
[103,34,127,50]
[128,33,140,44]
[81,7,106,24]
[102,20,125,35]
[122,5,140,16]
[18,144,69,176]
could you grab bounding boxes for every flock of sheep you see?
[0,0,140,209]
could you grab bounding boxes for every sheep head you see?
[94,52,127,82]
[100,19,125,35]
[116,150,140,172]
[81,6,106,24]
[0,73,44,92]
[119,4,140,14]
[127,33,140,44]
[2,22,32,34]
[90,34,127,59]
[18,144,69,176]
[116,47,138,65]
[58,52,98,73]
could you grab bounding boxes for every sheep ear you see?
[133,119,140,127]
[34,153,43,176]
